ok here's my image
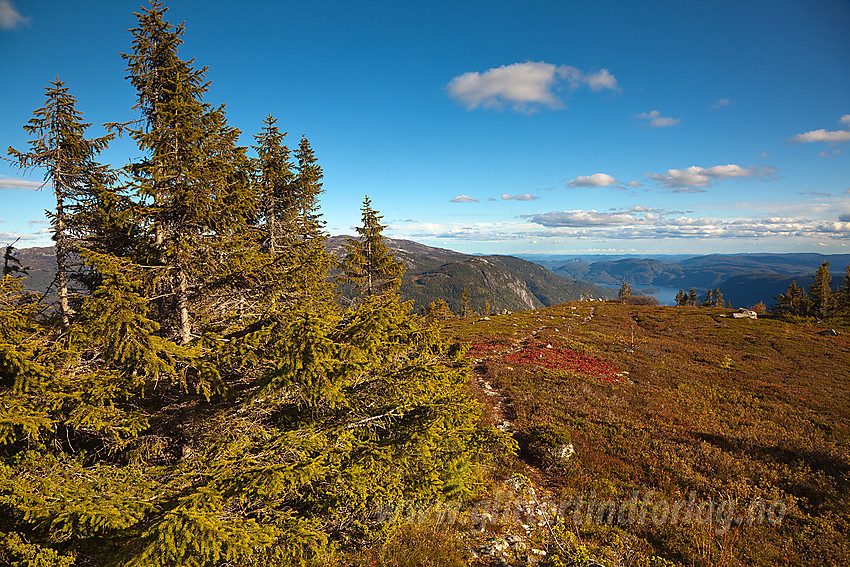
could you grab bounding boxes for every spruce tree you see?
[118,0,254,344]
[839,266,850,317]
[618,279,632,301]
[3,239,27,277]
[809,262,833,319]
[773,280,808,316]
[252,114,295,255]
[293,135,325,242]
[7,79,112,329]
[339,196,404,298]
[425,298,455,322]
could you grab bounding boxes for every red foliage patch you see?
[468,341,510,357]
[506,343,620,383]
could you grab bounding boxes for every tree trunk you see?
[54,162,71,330]
[177,267,191,344]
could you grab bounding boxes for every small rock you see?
[730,309,757,319]
[819,329,839,336]
[545,344,553,349]
[553,443,575,461]
[479,316,491,321]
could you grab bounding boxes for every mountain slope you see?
[14,240,614,315]
[329,236,614,313]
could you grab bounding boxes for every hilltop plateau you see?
[372,301,849,566]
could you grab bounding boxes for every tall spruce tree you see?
[339,196,404,298]
[117,0,254,344]
[293,135,325,242]
[7,79,113,329]
[252,114,294,255]
[809,261,833,319]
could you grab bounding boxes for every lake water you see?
[644,286,686,306]
[603,284,684,306]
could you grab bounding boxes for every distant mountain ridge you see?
[11,240,616,315]
[328,236,614,313]
[13,243,847,312]
[524,252,850,307]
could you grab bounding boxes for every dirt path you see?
[470,354,549,491]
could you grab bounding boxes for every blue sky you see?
[1,0,848,255]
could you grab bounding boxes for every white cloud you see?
[27,219,47,224]
[790,116,850,143]
[0,231,32,242]
[524,210,638,227]
[635,110,680,128]
[446,61,619,112]
[702,164,754,179]
[646,164,762,189]
[628,206,692,215]
[798,191,831,197]
[568,173,619,188]
[838,213,850,222]
[0,0,28,30]
[501,193,539,201]
[450,194,479,203]
[711,98,732,109]
[584,69,619,92]
[790,129,850,143]
[627,180,643,187]
[0,176,43,190]
[845,188,850,194]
